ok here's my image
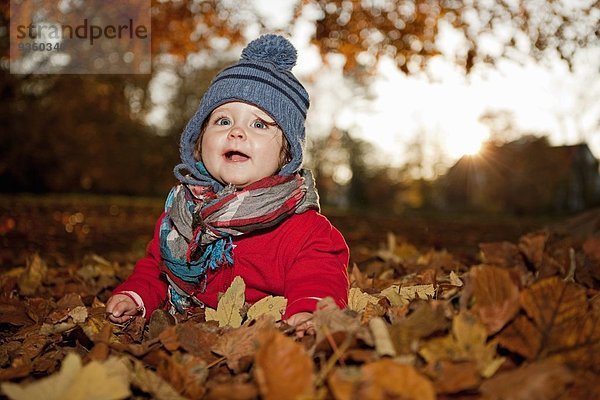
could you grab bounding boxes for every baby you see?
[106,35,349,335]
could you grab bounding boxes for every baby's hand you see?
[106,294,140,323]
[286,312,315,338]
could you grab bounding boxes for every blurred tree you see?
[307,0,599,75]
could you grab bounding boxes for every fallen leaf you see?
[381,284,435,307]
[254,328,314,400]
[177,323,219,361]
[419,311,505,378]
[518,231,550,268]
[369,317,396,357]
[130,358,186,400]
[68,306,88,324]
[480,359,573,400]
[360,359,436,400]
[502,276,600,369]
[480,241,525,269]
[17,254,47,296]
[425,360,480,394]
[449,271,463,287]
[212,317,272,373]
[468,266,520,334]
[389,301,449,355]
[1,352,130,400]
[205,276,245,328]
[348,287,379,313]
[246,296,287,321]
[157,352,208,399]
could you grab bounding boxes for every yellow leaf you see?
[348,287,379,313]
[205,276,245,328]
[247,296,287,321]
[18,254,47,296]
[1,352,130,400]
[449,271,463,287]
[400,284,435,301]
[419,311,505,378]
[381,285,404,306]
[381,284,435,307]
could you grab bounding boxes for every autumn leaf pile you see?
[1,218,600,399]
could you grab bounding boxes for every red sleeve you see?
[112,213,168,318]
[283,212,349,317]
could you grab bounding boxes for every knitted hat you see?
[174,34,310,190]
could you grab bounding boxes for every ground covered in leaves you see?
[1,197,599,399]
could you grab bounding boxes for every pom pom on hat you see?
[241,34,297,71]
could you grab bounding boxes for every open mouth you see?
[224,150,250,162]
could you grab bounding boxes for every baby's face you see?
[201,102,284,188]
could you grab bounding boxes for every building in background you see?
[441,137,600,214]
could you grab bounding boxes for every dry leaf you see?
[212,317,272,373]
[369,317,396,357]
[359,359,436,400]
[382,284,435,306]
[254,328,314,400]
[449,271,463,286]
[246,296,287,321]
[389,301,449,355]
[501,276,600,368]
[157,352,208,399]
[419,311,505,378]
[468,266,520,334]
[17,254,47,296]
[480,359,573,400]
[130,359,186,400]
[425,360,480,394]
[205,276,245,328]
[348,287,379,313]
[1,352,130,400]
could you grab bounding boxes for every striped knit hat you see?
[174,34,310,190]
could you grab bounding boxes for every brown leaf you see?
[254,328,314,400]
[21,334,50,361]
[359,359,436,400]
[468,266,520,334]
[0,297,33,326]
[389,301,449,355]
[212,317,271,373]
[480,241,525,269]
[582,235,600,262]
[158,326,180,352]
[480,359,573,400]
[425,360,480,394]
[157,352,208,399]
[419,311,505,378]
[177,323,219,361]
[18,254,47,296]
[518,231,550,268]
[312,297,361,349]
[497,315,541,359]
[206,381,259,400]
[88,323,112,362]
[130,358,186,400]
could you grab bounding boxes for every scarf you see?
[159,168,320,284]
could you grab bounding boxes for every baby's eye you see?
[252,119,269,129]
[215,117,231,126]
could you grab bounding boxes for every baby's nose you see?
[228,126,246,139]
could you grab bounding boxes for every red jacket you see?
[113,209,349,319]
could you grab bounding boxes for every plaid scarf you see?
[159,169,320,284]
